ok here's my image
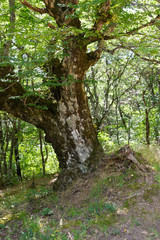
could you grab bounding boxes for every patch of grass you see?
[143,184,159,202]
[1,152,159,240]
[155,171,160,184]
[90,170,139,202]
[0,193,24,211]
[62,219,82,229]
[90,174,126,199]
[19,216,67,240]
[69,228,87,240]
[122,197,137,209]
[41,207,53,216]
[126,182,141,191]
[90,178,109,198]
[140,207,147,216]
[155,212,160,220]
[136,145,160,171]
[0,223,5,230]
[0,211,27,225]
[90,212,118,228]
[66,206,82,218]
[87,201,117,216]
[109,227,120,236]
[25,186,52,201]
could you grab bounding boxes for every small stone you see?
[141,231,148,235]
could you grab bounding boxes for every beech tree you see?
[0,0,159,184]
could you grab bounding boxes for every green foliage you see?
[18,124,59,179]
[41,207,53,216]
[86,51,160,146]
[98,131,117,152]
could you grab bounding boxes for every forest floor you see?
[0,146,160,240]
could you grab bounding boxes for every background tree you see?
[86,52,160,150]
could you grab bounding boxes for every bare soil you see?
[0,154,160,240]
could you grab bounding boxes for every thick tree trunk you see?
[0,80,104,181]
[45,82,103,179]
[42,39,104,183]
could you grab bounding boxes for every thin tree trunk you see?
[115,99,120,145]
[39,129,46,175]
[0,114,3,175]
[127,118,131,145]
[8,120,16,179]
[3,116,10,177]
[142,90,150,145]
[14,120,22,181]
[118,105,131,145]
[145,109,150,145]
[0,114,4,189]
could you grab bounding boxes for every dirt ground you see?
[55,158,160,240]
[0,154,160,240]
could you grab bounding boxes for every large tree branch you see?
[110,43,160,64]
[20,0,81,27]
[124,14,160,35]
[19,0,48,14]
[103,14,160,40]
[86,41,105,69]
[93,0,112,32]
[86,14,160,44]
[0,81,58,129]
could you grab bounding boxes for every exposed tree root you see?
[53,145,152,190]
[105,145,151,173]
